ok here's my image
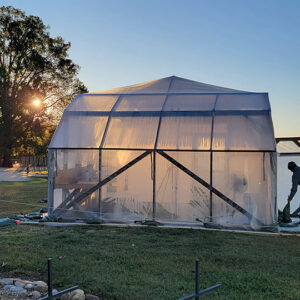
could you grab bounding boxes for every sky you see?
[3,0,300,137]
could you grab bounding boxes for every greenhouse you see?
[48,76,277,229]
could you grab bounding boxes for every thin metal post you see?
[47,150,55,216]
[153,151,156,220]
[178,258,222,300]
[209,151,213,221]
[48,258,53,300]
[39,258,80,300]
[99,149,102,217]
[97,95,122,216]
[195,259,199,300]
[209,95,218,221]
[153,76,174,150]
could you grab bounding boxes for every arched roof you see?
[49,76,275,151]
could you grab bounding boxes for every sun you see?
[33,99,41,107]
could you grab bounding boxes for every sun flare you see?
[33,99,41,107]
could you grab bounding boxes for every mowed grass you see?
[0,179,299,299]
[0,226,299,300]
[0,178,47,217]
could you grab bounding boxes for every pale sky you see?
[3,0,300,137]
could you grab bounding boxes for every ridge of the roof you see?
[90,76,249,94]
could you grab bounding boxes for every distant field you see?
[0,178,299,299]
[0,178,47,217]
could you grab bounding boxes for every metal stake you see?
[40,258,79,300]
[48,258,53,300]
[178,259,221,300]
[195,259,199,300]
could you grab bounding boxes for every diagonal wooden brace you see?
[62,150,152,210]
[157,150,264,226]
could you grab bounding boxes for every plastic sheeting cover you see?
[100,150,144,178]
[48,148,277,229]
[164,94,216,111]
[212,113,275,151]
[50,114,108,148]
[94,76,246,94]
[100,151,153,221]
[216,94,270,111]
[103,116,159,149]
[55,149,99,187]
[156,151,210,223]
[52,150,100,218]
[67,95,118,111]
[212,152,276,227]
[116,95,166,111]
[50,76,275,151]
[157,116,212,150]
[169,76,243,93]
[95,77,172,94]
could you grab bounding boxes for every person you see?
[282,161,300,223]
[287,161,300,202]
[26,164,30,176]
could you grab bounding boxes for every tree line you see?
[0,6,87,167]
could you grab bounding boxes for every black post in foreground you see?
[40,258,79,300]
[48,258,53,299]
[178,259,222,300]
[195,259,199,300]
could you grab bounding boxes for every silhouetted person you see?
[282,161,300,223]
[26,164,30,176]
[287,161,300,201]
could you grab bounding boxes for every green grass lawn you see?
[0,178,47,217]
[0,179,299,300]
[0,226,299,300]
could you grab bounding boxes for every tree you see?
[0,6,88,167]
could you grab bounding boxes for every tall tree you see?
[0,6,87,167]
